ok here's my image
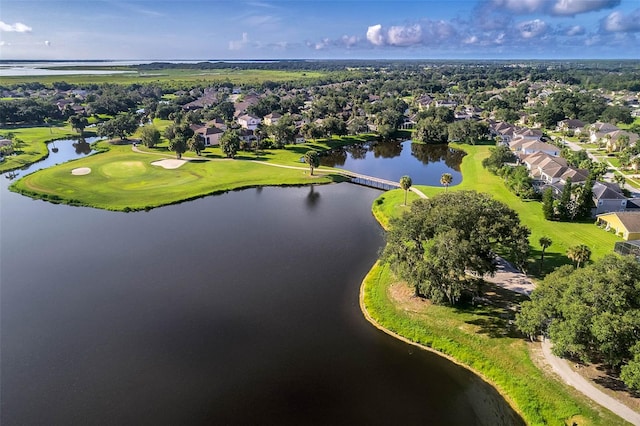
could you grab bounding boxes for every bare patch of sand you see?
[151,159,186,169]
[71,167,91,175]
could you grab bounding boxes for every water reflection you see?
[372,140,403,158]
[2,137,99,180]
[411,143,466,171]
[320,140,464,186]
[305,184,321,209]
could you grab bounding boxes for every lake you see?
[320,140,465,187]
[0,141,521,425]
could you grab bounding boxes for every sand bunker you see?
[152,159,186,169]
[71,167,91,175]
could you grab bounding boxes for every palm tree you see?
[400,175,412,206]
[440,173,453,192]
[538,236,552,274]
[614,174,626,188]
[567,244,591,268]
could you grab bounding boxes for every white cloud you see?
[387,24,422,46]
[517,19,548,39]
[366,24,385,46]
[489,0,619,15]
[490,0,545,14]
[341,35,359,48]
[566,25,585,36]
[229,32,249,50]
[602,9,640,33]
[552,0,620,16]
[463,35,479,45]
[0,21,32,33]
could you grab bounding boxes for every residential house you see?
[556,119,586,135]
[237,114,261,130]
[603,130,639,152]
[518,140,560,157]
[587,122,619,143]
[592,181,628,215]
[193,125,223,146]
[597,212,640,240]
[206,118,227,131]
[490,121,517,144]
[263,112,282,126]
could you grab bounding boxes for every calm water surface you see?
[320,140,465,186]
[0,141,522,425]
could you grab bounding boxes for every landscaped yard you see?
[410,144,621,273]
[365,144,630,425]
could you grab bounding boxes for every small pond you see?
[320,140,465,186]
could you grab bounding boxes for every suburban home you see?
[238,128,256,143]
[511,139,559,157]
[206,118,227,131]
[194,126,223,146]
[597,211,640,240]
[237,114,261,130]
[603,130,639,152]
[416,94,433,110]
[587,122,619,143]
[556,119,586,134]
[263,112,282,126]
[592,182,628,215]
[490,121,517,144]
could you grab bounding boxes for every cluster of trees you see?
[516,254,640,391]
[541,175,595,221]
[382,191,530,305]
[0,99,61,125]
[97,113,140,141]
[482,145,536,199]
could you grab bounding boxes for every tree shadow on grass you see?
[457,281,530,339]
[593,365,640,398]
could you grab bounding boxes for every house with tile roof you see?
[597,211,640,240]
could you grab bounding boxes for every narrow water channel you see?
[0,140,522,425]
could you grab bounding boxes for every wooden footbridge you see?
[336,170,428,198]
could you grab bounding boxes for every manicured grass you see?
[366,143,630,424]
[362,262,628,426]
[408,144,620,273]
[10,139,356,211]
[0,125,81,173]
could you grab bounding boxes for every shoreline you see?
[359,267,526,421]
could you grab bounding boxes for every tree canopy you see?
[516,255,640,390]
[382,190,530,305]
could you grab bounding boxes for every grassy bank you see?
[0,125,80,173]
[364,143,628,424]
[410,144,620,273]
[361,262,626,425]
[9,136,374,211]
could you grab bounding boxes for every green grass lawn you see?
[408,144,621,273]
[10,137,365,211]
[366,146,630,424]
[362,262,628,426]
[0,125,81,173]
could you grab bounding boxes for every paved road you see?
[487,260,640,424]
[542,340,640,425]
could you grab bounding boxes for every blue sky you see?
[1,0,639,60]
